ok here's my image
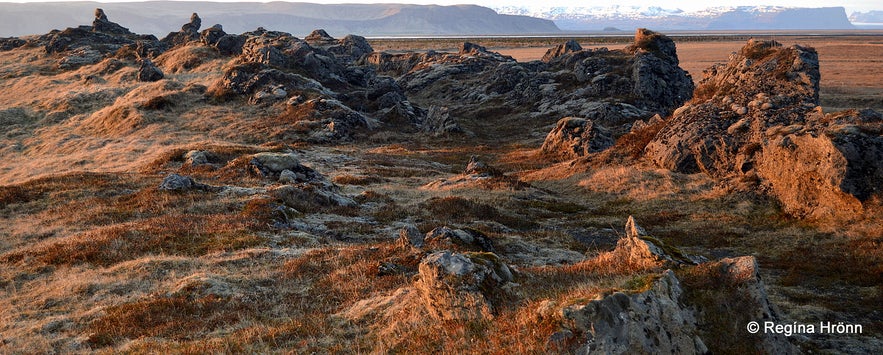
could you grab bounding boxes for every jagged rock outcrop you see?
[327,35,374,62]
[0,37,26,51]
[562,270,708,354]
[541,117,614,159]
[541,39,582,62]
[237,29,348,86]
[200,24,245,56]
[611,216,703,269]
[92,8,134,35]
[417,105,460,134]
[161,13,202,47]
[137,58,164,82]
[645,38,883,219]
[757,109,883,219]
[559,218,795,354]
[414,250,514,321]
[366,28,692,138]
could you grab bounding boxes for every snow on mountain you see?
[494,6,854,31]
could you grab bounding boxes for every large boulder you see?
[541,117,613,159]
[327,34,374,62]
[414,251,514,321]
[756,111,883,219]
[646,39,820,176]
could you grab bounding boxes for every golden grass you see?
[1,36,881,353]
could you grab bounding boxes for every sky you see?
[5,0,880,13]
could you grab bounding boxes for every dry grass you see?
[1,35,881,353]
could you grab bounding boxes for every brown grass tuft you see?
[87,295,243,347]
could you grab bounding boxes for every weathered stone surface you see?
[563,270,707,354]
[611,216,702,269]
[304,29,336,47]
[0,37,26,51]
[327,34,374,62]
[699,256,799,354]
[249,152,326,184]
[418,105,460,135]
[208,62,331,98]
[414,251,513,321]
[367,28,691,138]
[200,24,226,46]
[57,46,104,69]
[541,117,614,159]
[645,38,882,219]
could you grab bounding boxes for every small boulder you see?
[250,152,324,183]
[158,173,211,191]
[137,58,164,82]
[200,24,226,46]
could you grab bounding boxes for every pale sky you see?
[6,0,880,13]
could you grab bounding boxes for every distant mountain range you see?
[0,2,559,38]
[494,6,858,31]
[0,2,877,38]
